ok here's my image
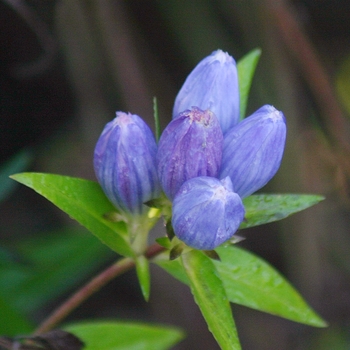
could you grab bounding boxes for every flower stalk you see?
[34,243,166,335]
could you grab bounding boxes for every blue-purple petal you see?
[172,176,245,250]
[173,50,240,133]
[220,105,287,198]
[94,112,160,214]
[157,107,223,200]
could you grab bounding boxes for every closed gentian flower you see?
[157,107,223,200]
[220,105,286,198]
[94,112,160,214]
[173,49,239,134]
[172,176,245,250]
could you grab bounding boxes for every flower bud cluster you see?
[93,50,287,250]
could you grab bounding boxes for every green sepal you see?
[170,243,185,260]
[203,250,221,261]
[144,198,164,209]
[165,218,175,241]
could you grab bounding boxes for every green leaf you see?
[241,194,325,229]
[154,251,189,285]
[135,255,151,301]
[64,320,185,350]
[0,298,33,335]
[154,246,327,327]
[0,149,32,203]
[215,246,327,327]
[181,250,241,350]
[10,173,133,257]
[237,48,261,119]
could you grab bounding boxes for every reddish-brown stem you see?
[34,243,166,335]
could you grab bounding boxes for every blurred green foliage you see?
[0,228,113,335]
[1,0,350,349]
[336,54,350,117]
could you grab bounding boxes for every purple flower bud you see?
[94,112,160,214]
[173,50,239,134]
[220,105,286,198]
[172,176,245,250]
[157,107,223,200]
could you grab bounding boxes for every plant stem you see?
[34,243,166,335]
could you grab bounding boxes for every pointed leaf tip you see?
[11,172,133,257]
[241,194,325,229]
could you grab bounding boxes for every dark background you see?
[1,0,350,349]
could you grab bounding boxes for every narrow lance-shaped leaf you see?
[135,255,151,302]
[237,48,261,119]
[65,321,185,350]
[181,250,241,350]
[215,246,327,327]
[154,246,327,327]
[240,194,325,229]
[10,173,133,257]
